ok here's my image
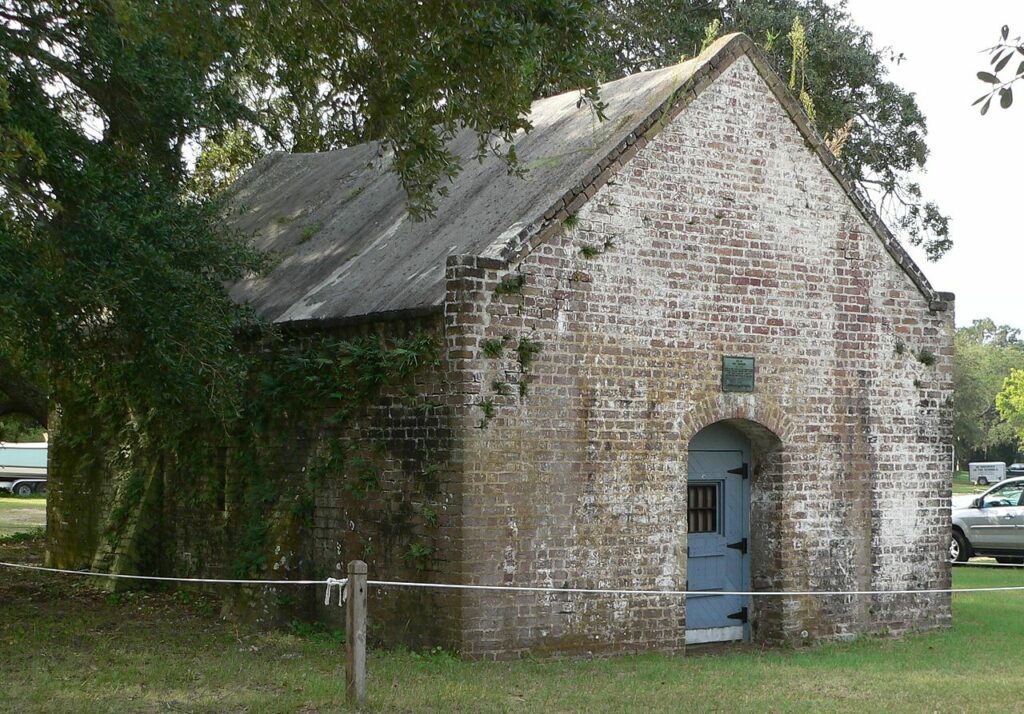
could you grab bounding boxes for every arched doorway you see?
[686,421,752,644]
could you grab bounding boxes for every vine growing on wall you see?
[229,330,442,576]
[69,326,443,581]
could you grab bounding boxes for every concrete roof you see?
[226,34,947,326]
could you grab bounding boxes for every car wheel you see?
[978,477,989,486]
[14,483,34,497]
[995,557,1024,565]
[951,531,971,563]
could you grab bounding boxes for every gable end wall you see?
[447,54,953,658]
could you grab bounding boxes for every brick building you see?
[48,34,954,657]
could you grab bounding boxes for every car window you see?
[981,482,1024,508]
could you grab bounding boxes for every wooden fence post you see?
[346,560,367,707]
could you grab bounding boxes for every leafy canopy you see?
[0,0,604,436]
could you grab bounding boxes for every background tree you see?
[998,369,1024,448]
[955,319,1024,466]
[587,0,951,260]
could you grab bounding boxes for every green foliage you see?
[482,339,506,359]
[0,415,44,443]
[298,222,323,244]
[188,127,261,200]
[579,237,614,259]
[189,329,439,577]
[585,0,951,260]
[404,541,435,569]
[700,19,723,53]
[0,0,608,445]
[956,319,1024,464]
[477,398,496,428]
[975,25,1021,114]
[916,349,936,367]
[495,274,526,296]
[563,212,580,230]
[998,369,1024,448]
[0,526,44,544]
[516,337,543,371]
[787,17,815,123]
[515,335,543,396]
[288,619,346,645]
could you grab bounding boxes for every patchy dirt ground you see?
[0,496,46,537]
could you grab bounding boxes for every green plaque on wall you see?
[722,356,755,392]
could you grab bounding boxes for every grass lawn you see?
[0,495,46,537]
[1,534,1022,713]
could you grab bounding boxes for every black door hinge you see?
[728,463,749,479]
[727,538,748,555]
[727,607,749,623]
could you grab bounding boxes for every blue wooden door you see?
[686,425,750,644]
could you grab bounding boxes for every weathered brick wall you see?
[305,316,462,649]
[447,54,953,658]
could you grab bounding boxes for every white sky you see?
[842,0,1023,329]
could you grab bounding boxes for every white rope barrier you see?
[366,579,1024,597]
[0,561,325,585]
[2,560,1023,597]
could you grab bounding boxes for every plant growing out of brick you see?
[405,541,435,569]
[477,398,496,427]
[494,273,526,296]
[578,236,615,259]
[481,339,505,358]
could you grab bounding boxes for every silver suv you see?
[951,476,1024,563]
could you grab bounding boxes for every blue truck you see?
[0,442,47,496]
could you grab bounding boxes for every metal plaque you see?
[721,356,755,392]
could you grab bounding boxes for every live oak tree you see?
[0,0,604,438]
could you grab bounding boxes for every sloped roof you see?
[226,34,949,326]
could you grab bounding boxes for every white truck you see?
[0,442,48,496]
[968,461,1007,486]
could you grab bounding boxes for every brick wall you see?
[447,54,953,658]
